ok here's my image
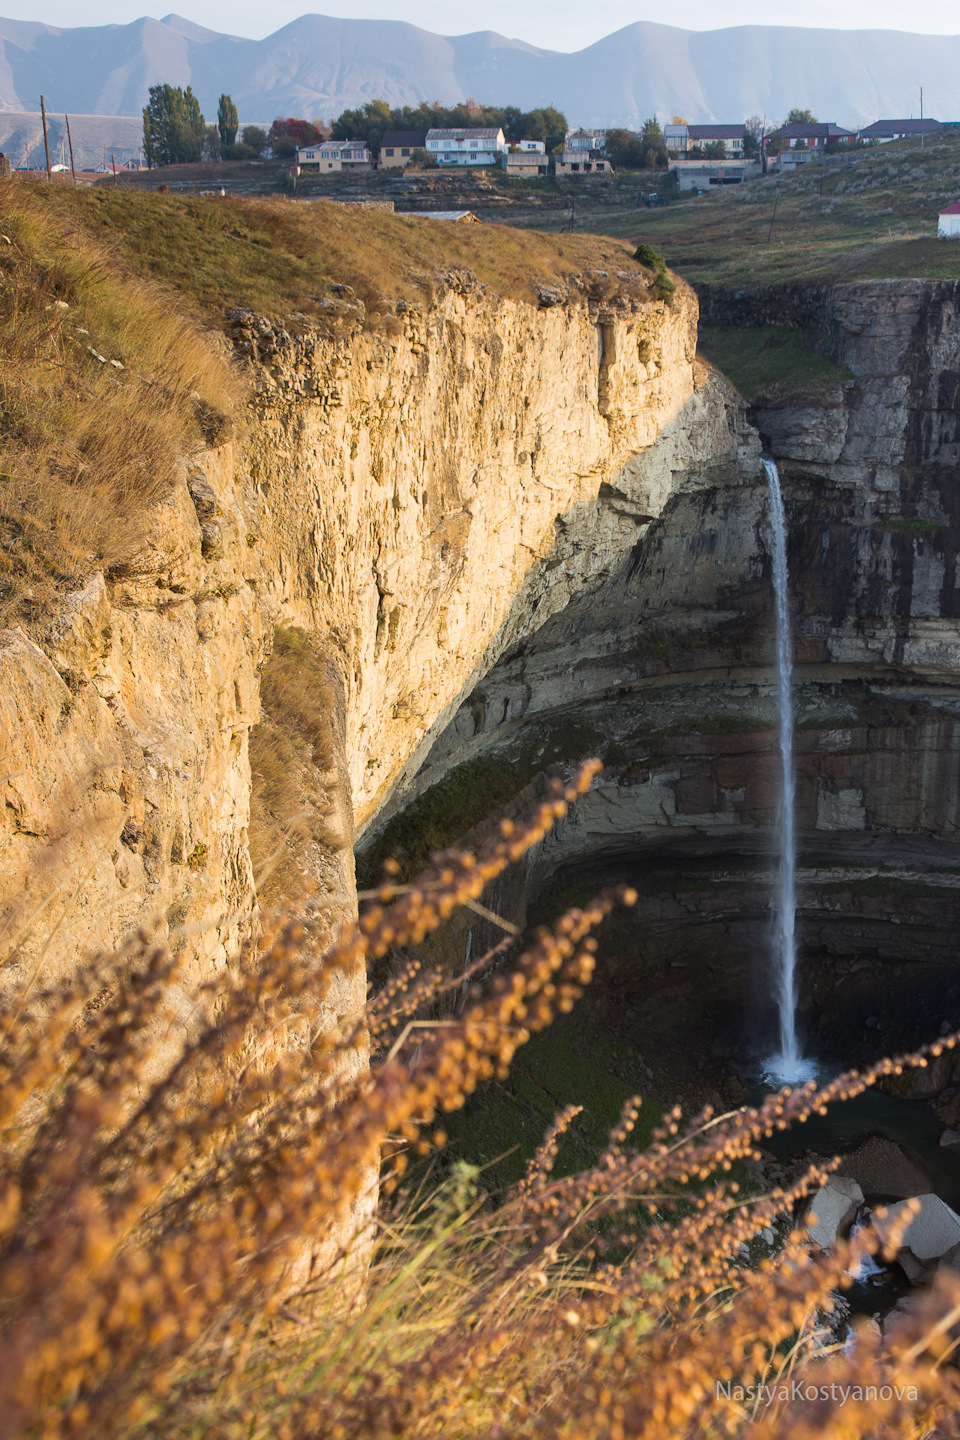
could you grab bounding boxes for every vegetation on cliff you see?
[4,767,960,1440]
[18,180,660,327]
[0,182,237,624]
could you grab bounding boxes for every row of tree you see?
[141,88,568,168]
[142,87,281,166]
[142,89,824,172]
[329,98,568,157]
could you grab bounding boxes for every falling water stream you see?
[762,458,812,1084]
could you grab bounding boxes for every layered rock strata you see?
[375,277,960,1064]
[1,272,714,1031]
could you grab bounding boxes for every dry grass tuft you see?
[0,180,241,622]
[2,763,960,1440]
[249,625,343,907]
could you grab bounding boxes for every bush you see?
[221,142,258,161]
[633,242,676,304]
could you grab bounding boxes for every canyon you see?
[3,236,960,1113]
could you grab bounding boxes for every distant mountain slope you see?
[0,11,957,128]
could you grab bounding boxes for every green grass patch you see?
[873,516,949,535]
[356,716,606,886]
[525,132,960,289]
[443,1009,663,1193]
[697,324,852,400]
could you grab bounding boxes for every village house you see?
[556,130,611,175]
[425,128,506,166]
[859,118,943,143]
[777,122,855,152]
[501,139,548,176]
[938,201,960,238]
[296,139,372,173]
[669,123,747,156]
[565,128,607,151]
[378,130,428,168]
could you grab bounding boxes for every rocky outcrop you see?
[0,446,264,1017]
[2,271,721,1032]
[364,275,960,1072]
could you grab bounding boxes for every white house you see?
[425,128,506,166]
[297,140,372,173]
[938,202,960,238]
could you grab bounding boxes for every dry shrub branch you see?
[1,761,959,1440]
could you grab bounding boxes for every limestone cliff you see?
[1,269,715,1019]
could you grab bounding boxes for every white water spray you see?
[762,458,811,1084]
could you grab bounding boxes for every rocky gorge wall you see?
[1,267,721,1035]
[380,276,960,1072]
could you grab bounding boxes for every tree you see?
[331,99,393,152]
[202,124,221,162]
[704,139,727,158]
[787,108,816,124]
[672,114,689,125]
[743,117,762,157]
[765,130,785,154]
[142,84,205,167]
[516,106,567,154]
[217,94,238,149]
[241,125,268,158]
[605,127,644,169]
[268,117,322,155]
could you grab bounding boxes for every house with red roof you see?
[938,202,960,238]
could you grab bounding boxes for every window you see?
[401,147,410,156]
[384,148,394,156]
[470,153,477,159]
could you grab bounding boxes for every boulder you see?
[836,1137,931,1200]
[805,1175,864,1250]
[940,1129,960,1147]
[873,1193,960,1265]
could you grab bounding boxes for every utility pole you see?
[920,86,924,149]
[111,153,118,186]
[767,188,780,242]
[65,114,76,180]
[40,95,52,180]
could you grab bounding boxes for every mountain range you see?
[0,12,957,131]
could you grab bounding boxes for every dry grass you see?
[0,180,240,623]
[249,626,343,907]
[3,764,960,1440]
[23,180,657,324]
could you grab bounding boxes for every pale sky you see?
[6,0,960,48]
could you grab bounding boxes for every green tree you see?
[142,84,205,167]
[704,139,727,158]
[331,99,393,152]
[217,94,238,149]
[743,117,762,156]
[786,108,816,124]
[202,124,221,162]
[241,125,268,158]
[517,106,567,153]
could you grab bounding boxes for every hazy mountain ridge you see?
[0,11,957,128]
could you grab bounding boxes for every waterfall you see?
[762,458,810,1084]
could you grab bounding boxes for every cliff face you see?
[233,279,706,836]
[0,449,264,1024]
[379,276,960,1071]
[2,273,720,1016]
